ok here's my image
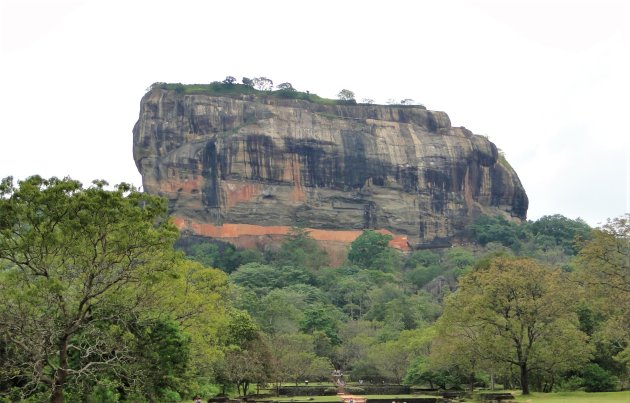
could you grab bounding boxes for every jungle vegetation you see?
[0,176,628,402]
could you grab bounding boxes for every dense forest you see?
[0,176,628,402]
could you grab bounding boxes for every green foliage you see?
[254,288,311,334]
[252,76,274,91]
[575,215,630,384]
[221,333,273,396]
[186,241,261,273]
[224,309,259,348]
[434,256,591,394]
[348,230,397,270]
[2,176,603,398]
[276,82,296,92]
[131,319,191,400]
[405,250,441,269]
[468,214,526,250]
[531,214,592,255]
[300,305,342,345]
[404,265,442,289]
[0,176,180,401]
[230,263,315,295]
[271,333,332,385]
[149,81,351,106]
[404,358,462,389]
[581,363,619,391]
[274,228,329,271]
[337,89,355,101]
[86,379,121,403]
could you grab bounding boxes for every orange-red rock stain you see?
[222,182,263,209]
[171,217,411,256]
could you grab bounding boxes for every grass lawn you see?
[269,397,341,402]
[270,395,436,402]
[511,390,630,402]
[268,391,630,403]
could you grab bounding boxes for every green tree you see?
[271,333,331,385]
[153,259,230,384]
[230,263,314,295]
[577,214,629,296]
[218,310,272,395]
[129,319,191,400]
[404,265,442,290]
[337,89,355,101]
[222,335,273,396]
[255,288,308,334]
[275,227,329,271]
[223,309,259,348]
[348,230,399,270]
[435,256,590,394]
[531,214,591,255]
[367,339,410,383]
[581,363,619,391]
[405,358,461,389]
[576,215,630,383]
[253,77,273,91]
[300,305,342,345]
[276,82,295,91]
[187,241,241,273]
[468,214,526,250]
[0,176,179,403]
[404,250,441,269]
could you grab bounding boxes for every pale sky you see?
[1,0,629,227]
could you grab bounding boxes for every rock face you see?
[133,89,527,253]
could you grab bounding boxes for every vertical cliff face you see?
[133,89,527,251]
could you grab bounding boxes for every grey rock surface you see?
[133,89,528,247]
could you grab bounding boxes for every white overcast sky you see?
[1,0,629,227]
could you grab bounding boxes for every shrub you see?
[581,363,619,392]
[160,388,182,402]
[554,375,583,392]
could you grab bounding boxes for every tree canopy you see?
[433,256,590,394]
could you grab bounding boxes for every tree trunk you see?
[519,362,530,395]
[243,381,249,396]
[51,387,64,403]
[51,335,69,403]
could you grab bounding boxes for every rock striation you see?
[133,88,528,254]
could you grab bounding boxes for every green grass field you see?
[268,391,630,403]
[272,395,438,402]
[513,390,630,402]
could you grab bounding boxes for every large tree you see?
[434,256,590,394]
[0,176,179,402]
[576,215,630,385]
[271,333,331,386]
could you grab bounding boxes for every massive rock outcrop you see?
[133,88,527,257]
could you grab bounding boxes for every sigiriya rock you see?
[133,85,528,258]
